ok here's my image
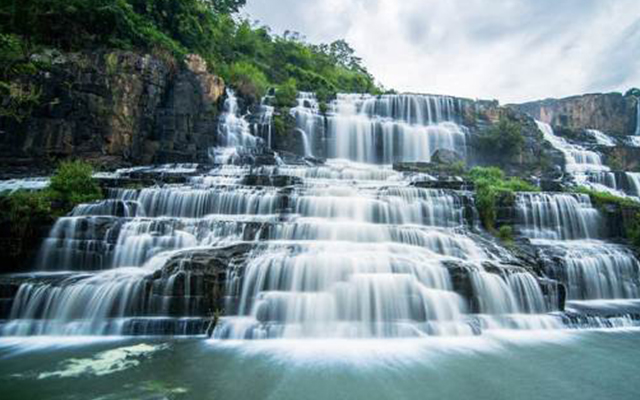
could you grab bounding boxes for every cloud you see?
[244,0,640,103]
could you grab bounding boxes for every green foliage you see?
[476,118,525,160]
[573,187,640,250]
[497,225,514,243]
[274,78,298,108]
[0,1,380,98]
[449,161,467,176]
[468,167,539,231]
[228,61,269,102]
[628,213,640,249]
[574,186,640,209]
[0,81,42,122]
[4,190,51,237]
[49,160,102,207]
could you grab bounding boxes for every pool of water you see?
[1,329,639,400]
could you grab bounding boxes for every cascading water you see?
[586,129,616,147]
[515,193,602,240]
[209,89,264,164]
[289,93,468,164]
[538,121,640,200]
[537,121,609,176]
[328,94,468,164]
[3,93,640,340]
[516,191,640,316]
[256,96,274,149]
[291,92,322,157]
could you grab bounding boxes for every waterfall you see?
[291,92,322,157]
[6,95,640,339]
[517,192,640,303]
[627,173,640,196]
[210,89,263,164]
[540,242,640,301]
[537,121,609,175]
[257,97,274,149]
[326,94,467,164]
[586,129,616,147]
[516,193,602,240]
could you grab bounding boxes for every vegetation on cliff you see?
[2,160,102,228]
[0,0,380,109]
[467,167,538,232]
[0,160,102,268]
[574,187,640,249]
[476,118,525,160]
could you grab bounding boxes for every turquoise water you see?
[1,329,640,400]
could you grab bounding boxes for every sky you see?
[243,0,640,104]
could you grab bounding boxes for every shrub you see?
[476,118,525,160]
[497,225,514,242]
[4,190,52,237]
[228,61,269,102]
[274,78,298,108]
[49,160,102,207]
[468,167,538,231]
[574,187,640,209]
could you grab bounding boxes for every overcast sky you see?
[244,0,640,103]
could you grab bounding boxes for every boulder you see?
[431,149,464,165]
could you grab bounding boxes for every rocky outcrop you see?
[513,92,639,137]
[0,51,225,170]
[467,104,565,178]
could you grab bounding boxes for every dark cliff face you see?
[466,102,565,178]
[0,51,225,171]
[513,92,639,137]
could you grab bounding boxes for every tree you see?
[210,0,246,14]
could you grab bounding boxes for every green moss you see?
[105,52,119,75]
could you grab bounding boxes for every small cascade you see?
[327,94,468,164]
[627,173,640,196]
[210,89,264,164]
[585,172,640,199]
[537,121,609,175]
[291,92,323,157]
[0,177,49,194]
[586,129,616,147]
[517,191,640,304]
[540,242,640,301]
[515,193,602,240]
[256,95,274,148]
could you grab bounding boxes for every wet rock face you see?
[514,93,638,137]
[0,51,225,169]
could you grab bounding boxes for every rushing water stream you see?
[1,91,640,398]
